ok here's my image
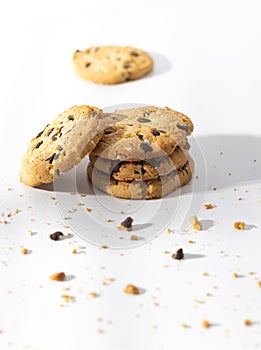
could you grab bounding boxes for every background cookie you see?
[91,106,193,160]
[87,157,194,199]
[20,105,103,187]
[89,145,190,181]
[72,46,153,84]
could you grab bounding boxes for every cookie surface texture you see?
[72,46,153,84]
[91,106,193,161]
[20,105,103,187]
[87,157,194,199]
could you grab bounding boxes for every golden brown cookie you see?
[72,46,153,84]
[87,157,194,199]
[91,106,193,161]
[20,105,104,187]
[89,145,190,181]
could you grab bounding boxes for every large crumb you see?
[21,248,28,255]
[172,248,184,260]
[233,222,245,230]
[117,217,134,231]
[124,284,140,295]
[190,216,202,230]
[49,231,64,241]
[204,203,214,210]
[49,272,66,281]
[202,320,211,328]
[130,235,139,241]
[244,319,253,326]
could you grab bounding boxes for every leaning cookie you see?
[91,106,193,161]
[89,145,190,181]
[20,105,104,187]
[87,157,194,199]
[72,46,153,84]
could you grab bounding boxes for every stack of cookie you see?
[88,106,194,199]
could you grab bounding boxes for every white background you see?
[0,1,261,349]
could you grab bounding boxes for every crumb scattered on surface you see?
[202,272,209,276]
[191,216,202,230]
[244,319,253,326]
[258,281,261,287]
[233,222,245,230]
[181,323,189,328]
[100,245,108,249]
[49,231,64,241]
[89,292,98,298]
[49,272,66,281]
[124,284,140,295]
[163,250,170,254]
[232,272,239,278]
[188,240,195,244]
[167,228,172,234]
[107,219,113,223]
[86,208,92,213]
[204,203,214,210]
[202,320,211,328]
[61,295,75,303]
[117,217,134,231]
[172,248,184,260]
[72,248,77,254]
[21,248,28,255]
[130,235,139,241]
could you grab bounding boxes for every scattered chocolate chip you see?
[46,128,54,137]
[152,130,160,136]
[35,140,43,149]
[141,143,152,153]
[130,51,139,57]
[137,134,144,140]
[85,62,91,68]
[49,231,64,241]
[137,117,151,123]
[45,153,56,164]
[67,116,74,121]
[124,63,132,69]
[120,217,134,230]
[172,248,184,260]
[36,130,44,138]
[177,124,189,132]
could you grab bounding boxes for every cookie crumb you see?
[107,219,113,223]
[130,235,139,241]
[163,250,170,254]
[172,248,184,260]
[86,208,92,213]
[181,323,189,328]
[244,319,252,326]
[49,231,64,241]
[167,228,172,234]
[188,240,195,244]
[202,320,211,328]
[61,295,75,303]
[204,204,214,210]
[100,245,108,249]
[21,248,28,255]
[49,272,66,281]
[233,222,245,230]
[202,272,208,276]
[72,248,77,254]
[191,216,202,230]
[232,272,239,278]
[124,284,140,295]
[258,281,261,287]
[118,217,134,231]
[89,292,98,298]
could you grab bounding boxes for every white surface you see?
[0,1,261,349]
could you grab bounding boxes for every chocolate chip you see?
[177,124,189,132]
[85,62,91,68]
[172,248,184,260]
[134,170,140,174]
[159,130,167,134]
[105,129,113,135]
[46,128,54,137]
[124,63,132,69]
[137,117,151,123]
[36,130,44,138]
[45,153,56,164]
[35,140,43,149]
[57,145,63,151]
[67,116,74,121]
[130,51,139,57]
[52,134,58,141]
[140,143,152,153]
[152,130,160,136]
[49,231,64,241]
[120,217,134,229]
[143,112,151,117]
[75,50,81,53]
[137,134,144,140]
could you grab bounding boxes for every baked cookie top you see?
[72,46,153,84]
[20,105,105,187]
[89,145,190,181]
[91,106,193,161]
[87,157,194,200]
